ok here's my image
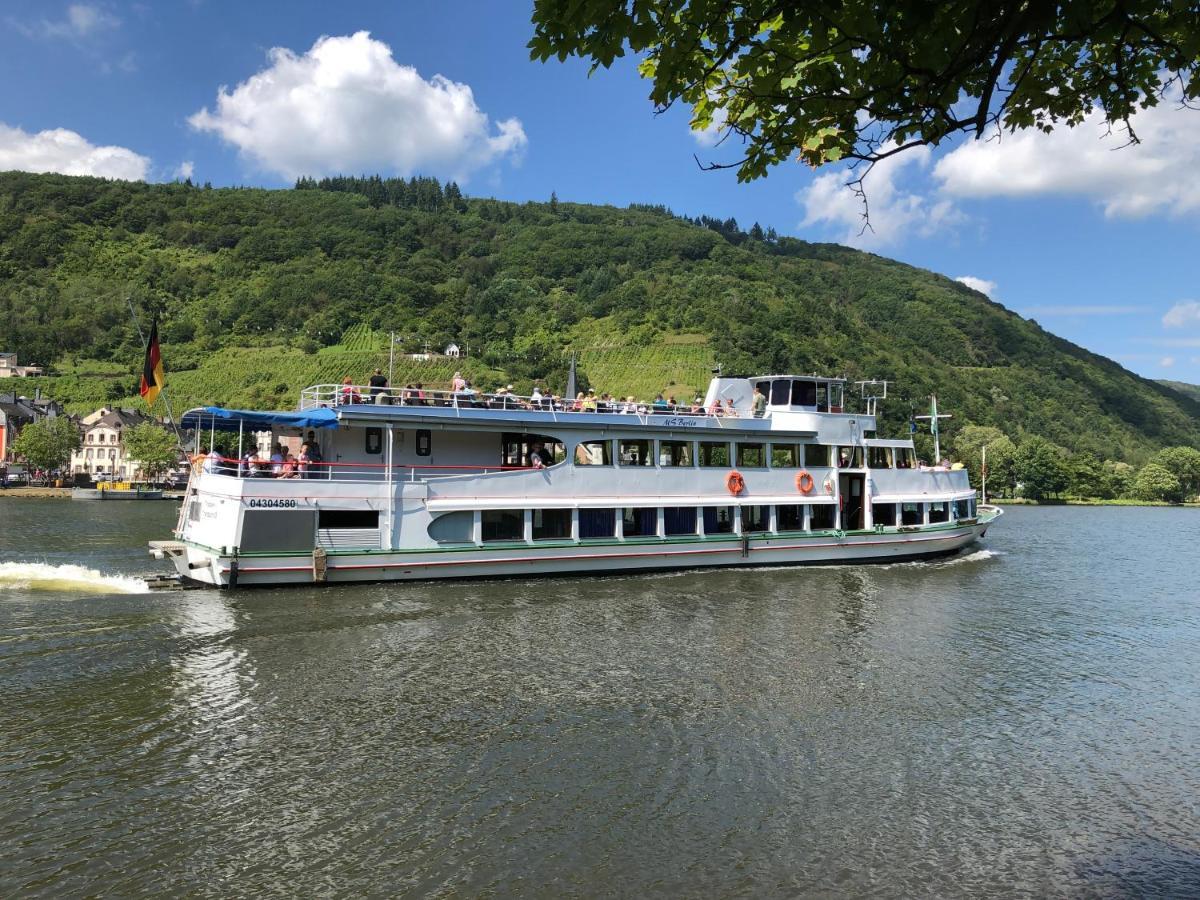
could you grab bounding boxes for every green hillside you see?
[1158,380,1200,404]
[2,170,1199,465]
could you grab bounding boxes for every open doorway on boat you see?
[839,473,865,530]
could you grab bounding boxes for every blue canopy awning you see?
[179,406,339,433]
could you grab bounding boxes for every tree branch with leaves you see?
[530,0,1200,180]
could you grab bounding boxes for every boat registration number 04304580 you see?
[247,498,299,508]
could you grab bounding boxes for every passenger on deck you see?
[691,397,704,415]
[204,447,222,474]
[752,386,767,417]
[582,391,598,412]
[270,444,284,476]
[280,452,298,478]
[723,398,739,417]
[368,369,388,401]
[529,442,553,468]
[340,377,361,405]
[652,393,668,414]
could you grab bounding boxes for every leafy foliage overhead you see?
[529,0,1200,178]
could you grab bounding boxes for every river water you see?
[1,500,1198,897]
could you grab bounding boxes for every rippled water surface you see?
[2,499,1199,897]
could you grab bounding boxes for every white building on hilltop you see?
[0,353,44,378]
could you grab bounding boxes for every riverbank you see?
[0,487,183,501]
[994,497,1200,507]
[0,486,71,499]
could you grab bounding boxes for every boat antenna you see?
[855,379,889,417]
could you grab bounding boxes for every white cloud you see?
[955,276,997,297]
[18,3,121,39]
[1023,305,1141,317]
[174,160,195,180]
[189,31,527,182]
[934,94,1200,218]
[1133,337,1200,348]
[0,122,149,180]
[1163,301,1200,329]
[797,146,963,247]
[692,104,728,148]
[1160,356,1176,368]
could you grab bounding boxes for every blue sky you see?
[3,1,1199,385]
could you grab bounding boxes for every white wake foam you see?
[0,562,150,594]
[935,548,1003,566]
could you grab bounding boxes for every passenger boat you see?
[150,374,1002,588]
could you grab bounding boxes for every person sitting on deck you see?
[723,398,739,417]
[582,391,598,412]
[280,452,298,478]
[708,399,722,416]
[691,397,704,415]
[528,441,553,468]
[652,393,668,413]
[340,377,361,405]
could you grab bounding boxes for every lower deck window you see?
[481,509,523,542]
[810,504,837,530]
[771,444,799,468]
[619,439,653,466]
[737,443,766,468]
[953,499,971,519]
[623,507,657,537]
[901,503,922,525]
[806,445,832,467]
[777,504,804,531]
[659,441,694,467]
[428,511,474,543]
[929,502,949,523]
[872,503,896,527]
[579,508,616,539]
[699,442,730,467]
[663,507,697,536]
[703,506,734,534]
[742,505,769,532]
[532,508,571,540]
[575,440,612,465]
[318,509,379,529]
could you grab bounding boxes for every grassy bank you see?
[994,497,1200,507]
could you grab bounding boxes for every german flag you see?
[139,320,165,407]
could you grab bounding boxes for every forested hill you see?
[2,170,1199,463]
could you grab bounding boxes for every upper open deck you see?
[294,374,875,439]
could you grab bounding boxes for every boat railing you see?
[193,454,537,484]
[298,384,735,418]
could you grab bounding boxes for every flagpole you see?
[126,298,183,446]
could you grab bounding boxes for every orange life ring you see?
[726,470,745,495]
[796,470,814,494]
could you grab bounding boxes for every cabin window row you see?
[575,439,917,469]
[428,499,975,544]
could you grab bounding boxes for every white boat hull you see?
[164,520,994,589]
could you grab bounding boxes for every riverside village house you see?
[0,389,64,467]
[69,407,156,480]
